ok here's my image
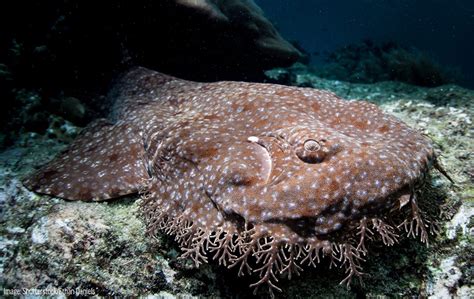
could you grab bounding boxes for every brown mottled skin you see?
[24,67,437,295]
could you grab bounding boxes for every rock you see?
[296,40,461,87]
[58,97,86,124]
[2,0,302,88]
[1,0,302,145]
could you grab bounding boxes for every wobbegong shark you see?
[25,67,445,296]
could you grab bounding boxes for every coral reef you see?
[0,89,91,148]
[310,40,462,87]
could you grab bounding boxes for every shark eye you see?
[296,139,326,163]
[304,139,320,152]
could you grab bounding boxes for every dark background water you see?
[256,0,474,88]
[1,0,473,147]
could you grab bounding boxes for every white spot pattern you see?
[25,67,435,241]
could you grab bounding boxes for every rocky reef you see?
[0,0,302,148]
[311,40,462,87]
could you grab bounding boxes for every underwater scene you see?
[1,1,473,298]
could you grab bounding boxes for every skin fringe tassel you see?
[140,187,436,298]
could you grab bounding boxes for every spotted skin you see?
[25,119,148,200]
[24,67,436,290]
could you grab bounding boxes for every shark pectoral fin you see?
[23,119,148,201]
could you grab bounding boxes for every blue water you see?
[256,0,474,88]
